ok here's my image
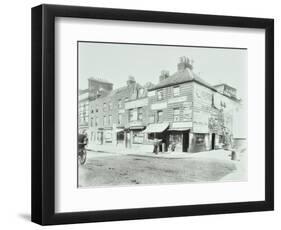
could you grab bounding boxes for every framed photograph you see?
[31,4,274,225]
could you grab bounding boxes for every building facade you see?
[84,57,244,153]
[78,89,90,134]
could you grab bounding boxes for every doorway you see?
[182,131,189,152]
[211,133,216,150]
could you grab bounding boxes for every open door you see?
[182,131,189,152]
[211,133,215,150]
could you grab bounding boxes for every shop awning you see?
[129,126,145,130]
[168,127,190,131]
[115,128,124,133]
[142,123,169,133]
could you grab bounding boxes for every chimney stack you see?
[177,56,193,71]
[159,70,169,82]
[127,75,136,87]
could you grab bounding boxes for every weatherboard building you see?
[82,57,245,153]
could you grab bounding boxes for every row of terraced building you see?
[79,57,246,153]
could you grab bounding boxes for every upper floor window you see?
[129,109,137,122]
[108,115,112,125]
[156,110,163,123]
[118,113,122,125]
[138,88,144,98]
[173,108,180,122]
[118,99,122,108]
[183,106,192,121]
[173,86,180,97]
[137,107,143,121]
[90,117,93,127]
[103,103,107,112]
[157,89,164,100]
[95,117,98,127]
[109,102,113,110]
[103,116,107,126]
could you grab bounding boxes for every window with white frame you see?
[173,108,180,122]
[173,86,180,97]
[108,115,112,125]
[156,110,163,123]
[118,113,122,125]
[137,107,143,121]
[118,99,122,108]
[157,89,164,100]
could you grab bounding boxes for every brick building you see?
[84,57,244,153]
[78,89,90,134]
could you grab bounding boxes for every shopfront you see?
[143,123,169,151]
[168,130,190,152]
[128,126,145,148]
[116,128,125,145]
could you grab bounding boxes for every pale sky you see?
[78,42,247,100]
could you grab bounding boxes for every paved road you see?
[78,151,238,187]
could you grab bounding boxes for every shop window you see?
[173,108,180,122]
[117,132,124,143]
[133,132,144,144]
[105,132,112,143]
[169,133,182,145]
[173,86,180,97]
[195,134,205,144]
[148,133,154,140]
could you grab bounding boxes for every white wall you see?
[0,0,279,229]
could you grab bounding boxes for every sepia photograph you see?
[77,41,248,188]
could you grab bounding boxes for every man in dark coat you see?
[78,130,88,150]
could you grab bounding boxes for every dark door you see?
[211,133,216,150]
[182,131,189,152]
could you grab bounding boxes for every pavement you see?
[87,143,238,160]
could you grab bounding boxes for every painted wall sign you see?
[151,102,167,110]
[193,111,209,133]
[168,96,187,104]
[125,98,148,109]
[171,122,192,128]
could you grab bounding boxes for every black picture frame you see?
[31,4,274,225]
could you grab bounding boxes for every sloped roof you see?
[149,68,215,91]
